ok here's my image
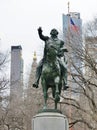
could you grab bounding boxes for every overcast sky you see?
[0,0,97,73]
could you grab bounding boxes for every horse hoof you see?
[55,95,60,102]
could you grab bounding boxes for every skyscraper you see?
[62,12,83,130]
[63,12,82,49]
[62,12,82,96]
[10,45,23,108]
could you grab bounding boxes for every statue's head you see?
[50,29,59,36]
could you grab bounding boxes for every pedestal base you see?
[32,111,69,130]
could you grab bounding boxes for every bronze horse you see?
[41,44,63,109]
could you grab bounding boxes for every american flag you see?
[70,18,79,32]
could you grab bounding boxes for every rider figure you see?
[33,27,68,90]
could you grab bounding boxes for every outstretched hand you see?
[38,27,42,33]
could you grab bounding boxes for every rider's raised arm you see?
[38,27,49,41]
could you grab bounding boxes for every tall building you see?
[10,45,23,108]
[63,12,82,56]
[63,12,82,39]
[62,12,82,97]
[62,12,83,130]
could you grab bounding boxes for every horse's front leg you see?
[42,78,48,109]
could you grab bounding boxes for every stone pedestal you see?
[32,111,69,130]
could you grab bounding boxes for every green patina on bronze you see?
[33,27,68,110]
[38,109,62,114]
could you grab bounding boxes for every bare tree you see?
[60,17,97,130]
[0,51,11,130]
[0,52,9,94]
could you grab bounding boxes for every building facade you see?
[62,12,83,130]
[10,45,23,108]
[62,12,82,97]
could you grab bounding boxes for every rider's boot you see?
[32,62,42,88]
[33,78,39,88]
[32,69,42,88]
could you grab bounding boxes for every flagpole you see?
[68,1,70,14]
[67,1,70,35]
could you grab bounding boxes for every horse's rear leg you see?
[44,90,48,109]
[55,84,60,109]
[55,77,60,109]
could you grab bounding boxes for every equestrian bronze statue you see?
[33,27,68,109]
